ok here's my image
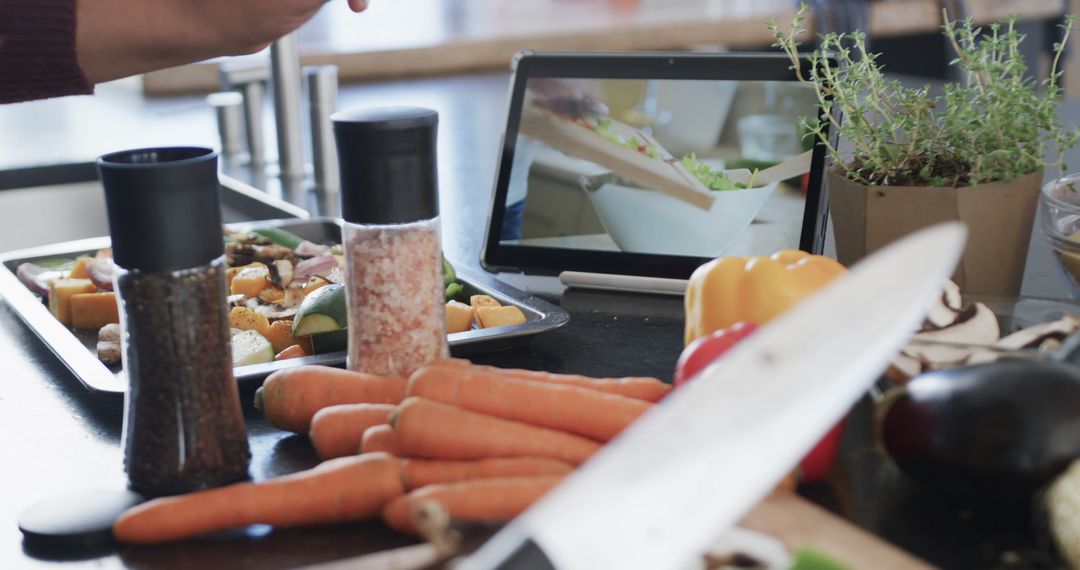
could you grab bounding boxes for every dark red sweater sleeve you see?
[0,0,93,104]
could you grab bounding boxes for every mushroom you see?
[885,353,922,384]
[268,259,294,289]
[97,323,122,365]
[995,315,1080,351]
[699,527,791,570]
[243,297,299,320]
[903,302,1000,364]
[923,280,963,330]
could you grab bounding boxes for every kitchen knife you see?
[462,222,967,570]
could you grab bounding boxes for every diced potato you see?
[469,295,501,327]
[302,276,330,297]
[230,264,271,298]
[445,300,475,334]
[49,278,98,325]
[68,256,95,279]
[264,319,296,354]
[229,306,272,337]
[70,292,120,330]
[469,295,500,308]
[258,287,285,304]
[476,305,527,329]
[226,262,260,286]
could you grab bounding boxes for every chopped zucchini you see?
[292,283,347,336]
[309,329,348,354]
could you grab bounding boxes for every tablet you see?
[481,51,833,281]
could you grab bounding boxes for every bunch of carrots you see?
[112,359,671,544]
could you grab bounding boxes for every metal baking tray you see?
[0,217,569,394]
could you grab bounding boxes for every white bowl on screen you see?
[583,168,777,257]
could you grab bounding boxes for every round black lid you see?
[19,489,144,552]
[332,106,439,225]
[97,147,223,273]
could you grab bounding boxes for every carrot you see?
[382,475,563,535]
[309,403,396,460]
[113,453,404,544]
[409,365,650,442]
[446,362,670,402]
[254,365,406,433]
[400,457,574,490]
[274,344,307,361]
[361,424,401,456]
[392,397,600,465]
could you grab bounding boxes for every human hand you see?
[76,0,370,84]
[200,0,370,56]
[527,78,609,119]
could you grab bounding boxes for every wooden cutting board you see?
[301,493,931,569]
[740,493,932,569]
[518,107,716,211]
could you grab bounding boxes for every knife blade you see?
[462,222,967,570]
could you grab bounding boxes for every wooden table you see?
[141,0,1065,94]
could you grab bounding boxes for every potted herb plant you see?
[770,8,1078,295]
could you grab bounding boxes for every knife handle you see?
[493,538,557,570]
[462,535,557,570]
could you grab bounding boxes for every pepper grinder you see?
[98,147,251,496]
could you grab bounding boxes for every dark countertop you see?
[2,71,1080,569]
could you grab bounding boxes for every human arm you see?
[75,0,369,85]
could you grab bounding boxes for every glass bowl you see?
[1038,173,1080,294]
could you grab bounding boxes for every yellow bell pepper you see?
[684,249,847,345]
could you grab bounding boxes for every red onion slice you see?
[16,263,51,297]
[293,254,337,282]
[87,259,116,291]
[294,241,331,257]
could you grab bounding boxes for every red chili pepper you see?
[673,321,844,484]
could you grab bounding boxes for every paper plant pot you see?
[826,168,1043,295]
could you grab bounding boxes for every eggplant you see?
[882,360,1080,505]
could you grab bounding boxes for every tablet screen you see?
[483,54,831,279]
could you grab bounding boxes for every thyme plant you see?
[770,7,1078,187]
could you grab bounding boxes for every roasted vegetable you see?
[70,292,120,330]
[48,278,97,325]
[476,305,527,329]
[292,283,347,336]
[445,282,464,301]
[16,262,53,297]
[97,323,122,365]
[252,227,305,249]
[445,300,474,334]
[230,263,272,298]
[442,255,457,287]
[67,256,95,279]
[229,306,272,338]
[231,329,275,366]
[264,319,297,354]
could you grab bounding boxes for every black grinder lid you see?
[97,147,224,273]
[332,106,439,225]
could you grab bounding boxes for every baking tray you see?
[0,217,569,394]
